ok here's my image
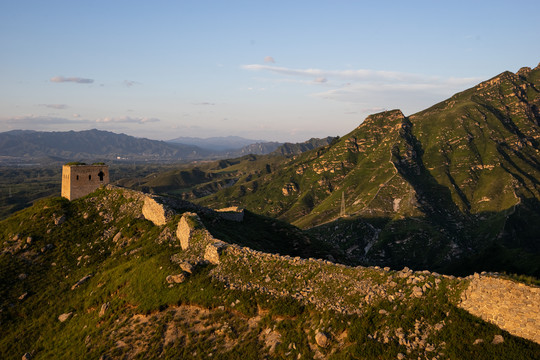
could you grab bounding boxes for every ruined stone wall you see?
[142,196,175,226]
[459,274,540,344]
[94,187,540,345]
[62,164,109,200]
[176,210,540,344]
[215,207,244,222]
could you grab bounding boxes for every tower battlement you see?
[61,163,110,200]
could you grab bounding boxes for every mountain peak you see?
[517,66,532,77]
[359,109,405,130]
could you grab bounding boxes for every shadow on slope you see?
[308,196,540,278]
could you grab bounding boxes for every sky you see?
[1,1,539,142]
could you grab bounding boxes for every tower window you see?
[89,175,92,180]
[76,175,79,180]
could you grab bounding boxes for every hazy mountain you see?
[271,136,338,156]
[198,63,540,276]
[167,135,265,151]
[0,130,334,164]
[222,141,283,157]
[220,137,337,158]
[118,138,339,196]
[0,129,209,163]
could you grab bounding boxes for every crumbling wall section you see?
[459,275,540,344]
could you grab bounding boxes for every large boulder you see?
[166,273,188,284]
[315,331,329,347]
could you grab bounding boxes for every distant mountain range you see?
[167,136,337,157]
[0,129,335,164]
[167,136,265,151]
[0,129,208,163]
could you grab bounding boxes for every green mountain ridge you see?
[196,63,540,276]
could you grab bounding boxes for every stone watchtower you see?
[61,163,110,200]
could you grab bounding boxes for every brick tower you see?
[61,163,110,200]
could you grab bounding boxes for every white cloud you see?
[95,116,160,124]
[0,115,93,131]
[360,107,386,114]
[50,76,94,84]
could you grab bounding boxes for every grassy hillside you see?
[1,188,538,359]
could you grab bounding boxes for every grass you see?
[1,187,540,359]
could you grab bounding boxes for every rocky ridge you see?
[133,187,540,345]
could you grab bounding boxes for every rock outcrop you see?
[215,207,244,222]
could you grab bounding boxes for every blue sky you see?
[1,1,539,142]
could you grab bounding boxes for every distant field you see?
[0,166,62,220]
[0,163,184,220]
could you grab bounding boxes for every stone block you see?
[204,241,227,265]
[176,212,201,250]
[142,197,172,226]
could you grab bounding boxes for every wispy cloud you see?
[123,80,140,87]
[241,63,483,115]
[192,102,215,106]
[1,115,159,128]
[242,64,481,87]
[50,76,94,84]
[0,115,92,127]
[38,104,68,109]
[95,116,160,124]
